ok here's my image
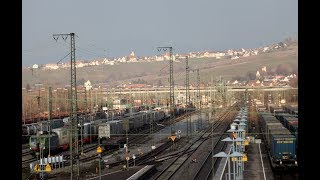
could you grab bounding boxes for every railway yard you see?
[22,99,298,180]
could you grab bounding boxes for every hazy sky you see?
[23,0,297,67]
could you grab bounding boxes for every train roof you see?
[284,117,298,121]
[275,113,297,117]
[271,134,296,139]
[269,128,291,133]
[106,120,123,124]
[261,116,278,121]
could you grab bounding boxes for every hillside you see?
[22,44,297,88]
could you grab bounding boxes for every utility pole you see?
[157,47,175,134]
[95,88,98,108]
[124,118,129,171]
[47,86,52,156]
[53,32,79,179]
[211,100,215,180]
[197,69,201,130]
[100,87,103,109]
[150,112,155,148]
[35,83,43,122]
[185,56,191,137]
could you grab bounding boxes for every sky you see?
[23,0,297,67]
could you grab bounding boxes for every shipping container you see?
[275,113,298,124]
[283,117,298,129]
[265,123,284,145]
[107,120,124,135]
[283,105,298,115]
[270,134,296,163]
[268,128,291,148]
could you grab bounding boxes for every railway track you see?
[192,140,227,180]
[55,112,193,168]
[22,143,98,169]
[153,106,234,180]
[191,108,238,180]
[128,111,197,146]
[22,111,196,173]
[75,112,192,165]
[22,150,32,156]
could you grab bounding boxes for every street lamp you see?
[222,137,245,180]
[213,151,243,180]
[226,129,246,151]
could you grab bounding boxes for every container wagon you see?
[257,111,297,171]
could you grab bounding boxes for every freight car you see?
[283,105,298,115]
[268,104,285,115]
[29,124,99,156]
[29,110,167,155]
[123,110,166,132]
[277,115,298,147]
[274,113,298,124]
[258,112,297,170]
[22,119,64,143]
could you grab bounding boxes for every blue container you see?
[270,134,296,161]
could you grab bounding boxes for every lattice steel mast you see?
[157,47,175,134]
[53,32,79,179]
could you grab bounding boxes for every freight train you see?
[257,110,298,171]
[22,119,65,143]
[274,113,298,147]
[29,109,169,156]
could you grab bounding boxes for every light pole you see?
[213,151,243,180]
[231,109,248,176]
[222,137,245,180]
[97,140,102,180]
[227,128,246,178]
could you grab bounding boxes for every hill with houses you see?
[22,38,297,89]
